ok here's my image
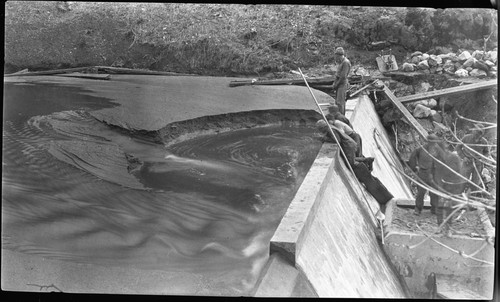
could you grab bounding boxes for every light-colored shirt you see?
[332,120,354,136]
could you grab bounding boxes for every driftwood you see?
[4,66,196,77]
[228,75,370,88]
[94,66,195,76]
[57,72,111,80]
[4,67,91,77]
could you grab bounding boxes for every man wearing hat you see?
[457,124,490,189]
[408,134,443,215]
[325,104,353,129]
[328,114,363,157]
[316,119,399,231]
[316,119,357,166]
[332,47,351,115]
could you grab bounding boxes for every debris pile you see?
[400,49,498,78]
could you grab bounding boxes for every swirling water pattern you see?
[2,83,322,295]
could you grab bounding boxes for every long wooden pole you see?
[297,68,377,220]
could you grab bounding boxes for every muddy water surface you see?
[2,83,322,295]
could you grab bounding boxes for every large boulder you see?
[428,55,442,66]
[442,60,455,74]
[470,68,488,77]
[413,104,432,118]
[421,53,430,60]
[449,53,459,62]
[402,62,416,72]
[472,50,485,60]
[463,57,477,68]
[415,98,438,108]
[484,60,495,68]
[410,56,421,64]
[484,50,498,63]
[473,60,490,72]
[418,60,430,70]
[430,110,443,123]
[458,50,472,61]
[411,51,423,57]
[352,66,370,76]
[455,68,469,77]
[415,82,432,93]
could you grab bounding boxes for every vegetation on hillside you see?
[4,2,498,76]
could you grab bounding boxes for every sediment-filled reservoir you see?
[2,81,322,295]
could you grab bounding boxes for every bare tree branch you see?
[373,129,495,209]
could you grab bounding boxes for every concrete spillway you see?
[255,95,413,297]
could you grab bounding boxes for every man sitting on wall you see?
[325,104,353,129]
[328,114,363,157]
[316,119,393,219]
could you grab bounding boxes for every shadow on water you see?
[2,82,322,295]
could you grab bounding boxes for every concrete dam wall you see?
[257,95,413,297]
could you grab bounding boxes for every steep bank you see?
[4,3,497,76]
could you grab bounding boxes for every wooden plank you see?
[399,79,497,103]
[94,66,195,76]
[4,66,195,77]
[382,84,428,139]
[57,73,111,80]
[4,67,91,77]
[228,75,389,87]
[396,197,431,209]
[229,76,336,87]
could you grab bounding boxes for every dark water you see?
[2,82,322,295]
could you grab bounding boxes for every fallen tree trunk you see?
[228,75,370,87]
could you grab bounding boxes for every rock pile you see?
[400,49,498,78]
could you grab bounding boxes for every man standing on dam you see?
[332,47,351,115]
[408,134,442,216]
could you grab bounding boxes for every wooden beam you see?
[4,66,195,77]
[399,79,497,103]
[57,73,111,80]
[382,84,429,139]
[4,67,91,77]
[229,76,336,87]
